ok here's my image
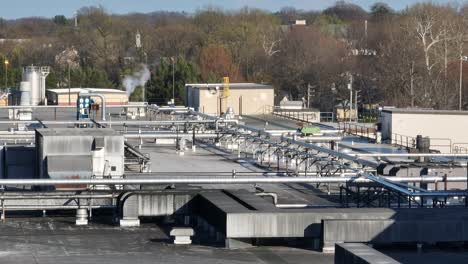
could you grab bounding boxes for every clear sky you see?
[0,0,456,19]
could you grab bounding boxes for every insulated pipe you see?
[282,137,380,168]
[0,205,113,210]
[81,93,106,121]
[124,134,219,139]
[0,194,116,199]
[225,122,468,197]
[0,104,133,109]
[354,153,468,157]
[0,120,237,125]
[0,177,460,197]
[0,176,464,185]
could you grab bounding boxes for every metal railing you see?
[453,143,468,154]
[385,133,416,149]
[430,138,452,153]
[339,122,376,140]
[265,105,321,123]
[320,112,335,122]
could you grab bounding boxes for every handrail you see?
[340,122,376,140]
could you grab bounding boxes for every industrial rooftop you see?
[0,67,468,264]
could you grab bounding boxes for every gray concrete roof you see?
[0,217,333,264]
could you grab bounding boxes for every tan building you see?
[335,106,358,121]
[47,88,128,106]
[380,108,468,153]
[185,83,274,116]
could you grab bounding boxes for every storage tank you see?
[19,81,31,106]
[22,66,50,105]
[18,81,32,120]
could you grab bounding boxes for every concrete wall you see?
[187,87,274,116]
[335,243,400,264]
[381,110,468,152]
[323,219,468,253]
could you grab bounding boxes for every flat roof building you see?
[185,83,274,116]
[46,88,128,106]
[380,108,468,153]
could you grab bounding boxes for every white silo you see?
[18,81,32,120]
[22,66,50,105]
[19,81,31,106]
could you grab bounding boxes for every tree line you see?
[1,1,468,110]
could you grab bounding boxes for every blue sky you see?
[0,0,455,19]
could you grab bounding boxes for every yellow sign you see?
[223,76,229,97]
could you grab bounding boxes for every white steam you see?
[123,64,151,96]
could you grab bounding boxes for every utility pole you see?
[171,57,175,104]
[410,61,414,108]
[347,73,353,122]
[355,90,359,122]
[4,59,8,90]
[68,63,71,105]
[460,56,467,111]
[143,52,147,102]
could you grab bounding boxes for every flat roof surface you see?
[48,88,127,94]
[36,128,121,136]
[0,217,333,264]
[185,83,273,89]
[382,108,468,115]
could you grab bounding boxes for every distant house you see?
[335,101,357,121]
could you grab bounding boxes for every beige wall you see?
[195,88,274,116]
[381,112,468,153]
[336,108,357,121]
[55,93,128,105]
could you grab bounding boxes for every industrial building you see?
[1,75,468,263]
[185,83,274,115]
[46,88,129,106]
[380,108,468,153]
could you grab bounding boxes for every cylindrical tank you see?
[416,135,431,153]
[19,81,31,106]
[23,66,40,105]
[22,66,50,105]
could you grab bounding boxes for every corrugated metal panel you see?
[47,155,92,178]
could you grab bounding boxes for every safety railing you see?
[320,112,335,122]
[265,105,321,124]
[430,138,452,153]
[339,122,376,140]
[453,143,468,154]
[385,133,416,149]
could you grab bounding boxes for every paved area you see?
[0,217,333,264]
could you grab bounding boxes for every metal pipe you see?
[275,204,310,208]
[0,194,116,199]
[1,205,113,210]
[282,137,380,168]
[0,120,237,125]
[81,93,106,121]
[0,104,133,109]
[0,176,464,185]
[355,153,468,157]
[124,133,219,139]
